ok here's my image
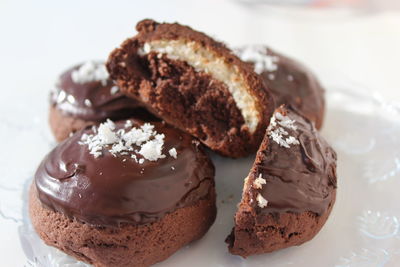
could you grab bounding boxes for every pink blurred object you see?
[235,0,400,12]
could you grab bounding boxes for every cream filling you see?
[138,40,260,133]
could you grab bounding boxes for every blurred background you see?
[1,0,400,266]
[1,0,399,102]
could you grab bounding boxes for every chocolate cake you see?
[236,45,325,129]
[107,19,275,158]
[226,106,337,257]
[30,119,216,266]
[49,61,155,142]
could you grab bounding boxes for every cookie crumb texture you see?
[30,186,216,267]
[107,19,274,158]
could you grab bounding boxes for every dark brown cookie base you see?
[128,53,252,158]
[226,192,336,257]
[49,106,96,142]
[29,185,216,267]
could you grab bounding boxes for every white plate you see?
[2,78,400,267]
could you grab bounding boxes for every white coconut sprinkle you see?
[253,173,266,189]
[256,193,268,208]
[84,99,92,107]
[57,90,66,103]
[67,94,76,104]
[79,119,177,163]
[71,61,109,86]
[110,85,119,95]
[268,73,275,80]
[287,75,294,81]
[168,148,177,159]
[124,120,133,128]
[267,110,300,148]
[138,136,166,161]
[235,45,279,74]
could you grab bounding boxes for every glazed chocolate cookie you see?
[49,61,154,142]
[107,19,275,158]
[236,45,325,129]
[226,106,337,257]
[30,119,216,267]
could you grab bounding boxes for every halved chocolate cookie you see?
[49,61,154,142]
[30,119,216,267]
[236,45,325,129]
[226,106,337,257]
[107,19,275,158]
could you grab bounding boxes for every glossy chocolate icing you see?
[240,46,325,129]
[34,120,215,227]
[50,62,142,121]
[248,106,337,216]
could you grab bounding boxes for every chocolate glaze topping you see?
[50,62,142,121]
[239,46,325,129]
[34,120,215,227]
[247,106,337,216]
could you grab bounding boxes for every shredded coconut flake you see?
[110,85,119,95]
[256,193,268,208]
[67,94,75,104]
[169,148,177,159]
[253,173,266,189]
[71,61,109,86]
[287,75,294,81]
[138,136,166,161]
[84,99,92,107]
[79,119,178,164]
[236,45,279,74]
[124,120,133,128]
[267,111,300,148]
[57,90,66,103]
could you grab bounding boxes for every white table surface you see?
[1,0,399,266]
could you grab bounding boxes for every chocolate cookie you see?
[49,61,154,142]
[236,45,325,129]
[107,19,275,158]
[30,119,216,266]
[226,106,337,257]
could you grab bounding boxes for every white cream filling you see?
[138,40,260,133]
